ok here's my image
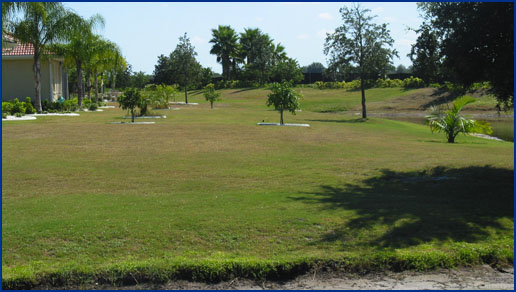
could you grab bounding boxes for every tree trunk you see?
[111,70,117,89]
[131,108,135,123]
[448,133,456,143]
[63,68,69,99]
[360,77,367,119]
[211,101,213,109]
[33,52,42,112]
[280,110,284,125]
[94,71,99,104]
[184,82,188,104]
[76,60,83,106]
[87,71,92,99]
[101,72,104,97]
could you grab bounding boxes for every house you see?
[2,37,66,102]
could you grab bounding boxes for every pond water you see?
[380,115,514,142]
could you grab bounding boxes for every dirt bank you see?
[56,265,513,290]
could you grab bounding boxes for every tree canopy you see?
[417,2,514,108]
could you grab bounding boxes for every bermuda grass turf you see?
[2,88,513,288]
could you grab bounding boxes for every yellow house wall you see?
[2,58,62,102]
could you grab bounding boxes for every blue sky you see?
[64,2,423,75]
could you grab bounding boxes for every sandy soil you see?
[61,265,513,290]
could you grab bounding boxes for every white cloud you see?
[318,12,333,20]
[297,34,310,40]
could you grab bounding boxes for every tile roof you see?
[2,42,35,56]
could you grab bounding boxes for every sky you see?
[63,2,424,75]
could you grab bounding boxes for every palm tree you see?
[209,25,239,80]
[90,40,122,103]
[271,43,287,66]
[9,2,76,112]
[61,14,104,106]
[426,96,491,143]
[239,28,261,65]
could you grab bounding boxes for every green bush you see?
[15,112,23,117]
[24,97,36,114]
[344,79,362,90]
[2,113,7,119]
[470,81,491,91]
[402,76,425,89]
[88,103,98,111]
[63,98,79,112]
[3,102,13,115]
[11,98,26,115]
[375,78,404,88]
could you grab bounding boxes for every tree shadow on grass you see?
[230,88,259,94]
[307,118,368,124]
[291,166,513,249]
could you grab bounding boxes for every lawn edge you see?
[3,247,513,289]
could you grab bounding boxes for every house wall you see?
[2,58,62,102]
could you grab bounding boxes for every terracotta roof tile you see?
[3,42,35,56]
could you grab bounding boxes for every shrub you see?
[344,79,362,90]
[63,98,79,112]
[403,76,425,89]
[24,97,36,114]
[15,112,23,117]
[88,103,98,111]
[2,113,7,119]
[11,98,26,115]
[470,81,492,91]
[2,102,13,115]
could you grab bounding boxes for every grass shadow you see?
[307,118,368,123]
[291,166,513,249]
[230,88,260,94]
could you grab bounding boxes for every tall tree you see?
[88,39,120,102]
[408,23,441,83]
[209,25,239,80]
[324,4,397,118]
[169,33,201,104]
[152,54,173,85]
[51,14,104,106]
[418,2,514,108]
[9,2,77,111]
[239,28,261,65]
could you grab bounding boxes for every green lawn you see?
[2,88,513,287]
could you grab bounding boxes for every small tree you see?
[169,33,201,104]
[426,96,492,143]
[117,87,141,122]
[203,83,220,109]
[266,82,302,125]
